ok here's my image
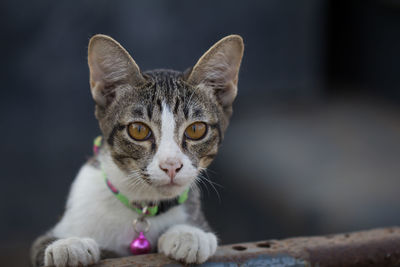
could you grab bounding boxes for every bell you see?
[130,232,151,255]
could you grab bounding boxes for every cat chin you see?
[156,188,182,199]
[153,183,190,199]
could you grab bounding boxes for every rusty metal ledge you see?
[94,227,400,267]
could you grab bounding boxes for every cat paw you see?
[44,237,100,267]
[158,224,217,264]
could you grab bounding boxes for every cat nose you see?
[159,159,183,181]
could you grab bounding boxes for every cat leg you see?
[43,237,100,267]
[158,224,217,264]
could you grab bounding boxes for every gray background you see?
[1,0,400,265]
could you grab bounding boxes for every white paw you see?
[44,237,100,267]
[158,224,217,264]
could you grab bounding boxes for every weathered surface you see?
[94,227,400,267]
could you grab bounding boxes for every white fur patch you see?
[146,103,197,193]
[158,224,217,264]
[156,102,181,168]
[44,237,100,267]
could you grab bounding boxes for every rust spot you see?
[232,245,247,251]
[257,241,271,248]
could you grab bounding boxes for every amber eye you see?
[185,122,207,140]
[128,122,151,141]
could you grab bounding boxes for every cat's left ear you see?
[88,34,146,106]
[186,35,244,108]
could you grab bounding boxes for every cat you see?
[30,34,244,267]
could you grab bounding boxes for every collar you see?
[93,136,189,216]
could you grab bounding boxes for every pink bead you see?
[130,232,151,255]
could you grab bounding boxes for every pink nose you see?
[159,159,183,181]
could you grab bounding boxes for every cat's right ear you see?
[88,34,146,106]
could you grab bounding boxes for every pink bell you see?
[130,232,151,255]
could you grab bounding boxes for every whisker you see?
[197,168,222,203]
[195,175,210,196]
[198,167,223,188]
[189,180,201,196]
[192,177,204,196]
[199,174,221,202]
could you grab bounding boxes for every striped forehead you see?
[145,70,183,103]
[131,70,206,122]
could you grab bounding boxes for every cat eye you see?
[128,122,152,141]
[185,122,207,140]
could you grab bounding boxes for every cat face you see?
[88,35,243,199]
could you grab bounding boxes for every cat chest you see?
[88,203,188,255]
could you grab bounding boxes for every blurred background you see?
[1,0,400,265]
